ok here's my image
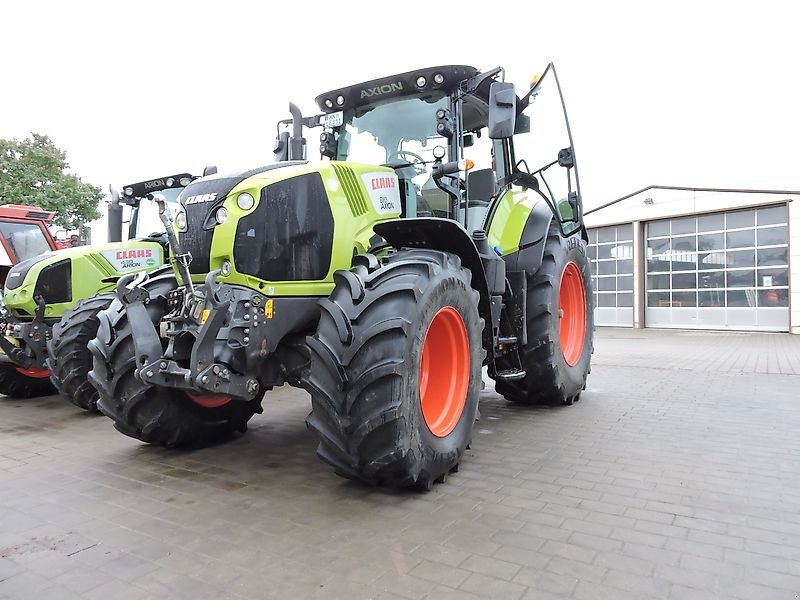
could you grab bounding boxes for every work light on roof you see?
[433,73,445,84]
[416,75,427,88]
[166,178,174,187]
[324,98,334,109]
[124,187,133,196]
[336,95,345,106]
[179,176,192,186]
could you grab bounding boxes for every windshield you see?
[0,221,52,262]
[338,95,449,179]
[128,188,183,239]
[337,94,452,216]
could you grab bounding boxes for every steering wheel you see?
[390,150,427,175]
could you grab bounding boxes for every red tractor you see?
[0,205,60,396]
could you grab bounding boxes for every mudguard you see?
[373,218,494,354]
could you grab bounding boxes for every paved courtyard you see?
[1,328,800,599]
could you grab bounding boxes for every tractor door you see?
[510,64,583,235]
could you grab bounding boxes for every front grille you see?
[34,259,72,303]
[181,205,213,274]
[332,163,369,216]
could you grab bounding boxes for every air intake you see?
[331,163,369,216]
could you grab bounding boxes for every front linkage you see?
[116,195,316,402]
[113,270,319,401]
[0,297,50,370]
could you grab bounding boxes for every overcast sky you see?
[2,0,798,220]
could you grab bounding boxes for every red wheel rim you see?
[15,367,50,379]
[419,306,470,438]
[185,391,232,408]
[559,262,587,367]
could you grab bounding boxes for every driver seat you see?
[466,168,497,206]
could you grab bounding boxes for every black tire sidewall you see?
[550,234,593,394]
[400,263,483,480]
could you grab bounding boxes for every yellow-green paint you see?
[3,241,165,318]
[486,189,538,255]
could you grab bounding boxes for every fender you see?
[504,200,554,274]
[373,218,495,357]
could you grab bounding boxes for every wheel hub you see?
[558,262,587,366]
[419,306,470,437]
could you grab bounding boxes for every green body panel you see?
[3,240,165,319]
[486,189,539,255]
[188,161,401,296]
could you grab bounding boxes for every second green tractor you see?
[89,63,594,489]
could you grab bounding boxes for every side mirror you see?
[203,165,218,177]
[488,82,516,139]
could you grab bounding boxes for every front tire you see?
[88,273,261,448]
[494,223,593,405]
[47,293,115,411]
[0,363,55,398]
[304,249,484,489]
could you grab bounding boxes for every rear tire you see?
[88,273,261,448]
[0,363,56,398]
[47,293,115,411]
[304,249,483,489]
[494,223,593,405]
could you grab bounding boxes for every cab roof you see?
[315,65,479,113]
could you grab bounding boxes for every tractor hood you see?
[3,239,166,320]
[177,161,307,274]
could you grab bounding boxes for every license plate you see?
[324,111,343,128]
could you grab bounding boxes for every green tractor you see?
[89,64,593,489]
[0,170,213,408]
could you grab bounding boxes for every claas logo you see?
[370,177,396,190]
[116,249,153,260]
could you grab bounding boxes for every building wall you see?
[585,187,799,333]
[790,199,800,334]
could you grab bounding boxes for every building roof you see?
[586,185,800,217]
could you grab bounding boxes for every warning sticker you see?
[101,247,161,273]
[360,172,401,215]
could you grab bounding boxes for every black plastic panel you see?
[33,258,72,303]
[234,173,333,282]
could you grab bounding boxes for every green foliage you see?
[0,133,102,229]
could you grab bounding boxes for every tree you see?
[0,133,102,229]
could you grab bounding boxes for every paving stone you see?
[2,329,800,599]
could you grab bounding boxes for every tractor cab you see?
[276,64,583,237]
[107,168,216,243]
[0,205,58,288]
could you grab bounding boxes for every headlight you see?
[236,192,255,211]
[175,211,187,231]
[215,207,228,224]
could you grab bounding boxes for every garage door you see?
[588,224,634,327]
[645,204,789,331]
